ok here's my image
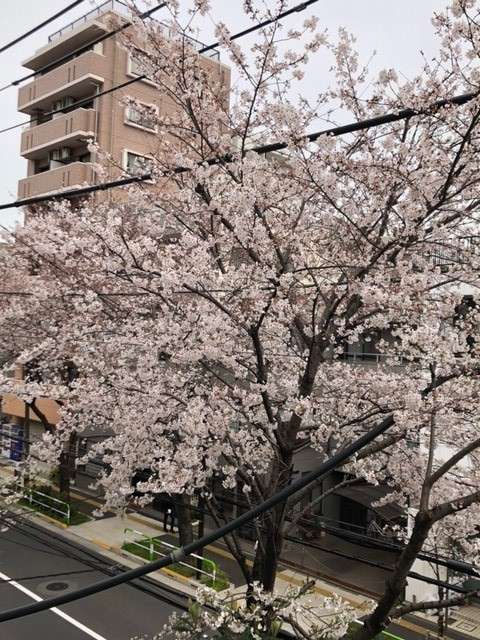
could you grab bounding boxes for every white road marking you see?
[0,570,108,640]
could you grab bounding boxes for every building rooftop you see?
[47,0,218,59]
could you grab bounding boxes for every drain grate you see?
[45,581,69,592]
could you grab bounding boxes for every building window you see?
[124,151,153,176]
[125,102,157,132]
[127,49,157,86]
[128,49,144,76]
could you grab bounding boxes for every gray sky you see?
[0,0,449,229]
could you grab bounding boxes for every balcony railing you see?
[18,50,107,111]
[427,236,479,269]
[18,162,95,199]
[20,108,96,156]
[341,352,405,366]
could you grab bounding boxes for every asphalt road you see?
[0,515,186,640]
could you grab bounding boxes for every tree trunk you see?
[438,586,445,637]
[58,432,77,502]
[175,493,194,547]
[349,510,433,640]
[251,509,285,591]
[58,450,70,501]
[249,452,293,594]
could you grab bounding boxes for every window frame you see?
[122,149,154,182]
[127,49,158,87]
[124,99,158,133]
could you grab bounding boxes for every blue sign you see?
[10,425,24,462]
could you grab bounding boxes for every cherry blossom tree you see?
[1,0,480,637]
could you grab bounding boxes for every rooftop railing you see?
[47,0,219,60]
[48,0,130,42]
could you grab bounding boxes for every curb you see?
[35,511,69,529]
[91,537,113,551]
[126,511,165,533]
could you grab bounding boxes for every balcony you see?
[18,162,95,199]
[20,108,96,159]
[21,3,118,73]
[18,50,107,113]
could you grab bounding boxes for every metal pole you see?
[196,494,205,581]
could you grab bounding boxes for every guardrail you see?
[124,528,217,583]
[24,487,71,524]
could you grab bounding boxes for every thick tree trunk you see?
[349,511,433,640]
[250,454,292,593]
[58,433,77,502]
[175,494,194,547]
[251,508,285,591]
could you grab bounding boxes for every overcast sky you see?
[0,0,450,229]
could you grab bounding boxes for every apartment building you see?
[17,0,230,200]
[2,0,230,441]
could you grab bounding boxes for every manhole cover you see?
[45,581,69,592]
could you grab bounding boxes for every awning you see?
[334,483,404,522]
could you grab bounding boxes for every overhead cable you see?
[0,0,88,54]
[0,2,168,93]
[1,90,478,212]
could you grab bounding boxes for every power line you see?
[0,0,320,135]
[0,568,97,585]
[196,0,321,55]
[2,0,317,92]
[314,519,480,578]
[0,2,168,93]
[285,534,469,595]
[0,413,395,622]
[0,512,205,612]
[1,427,472,597]
[207,492,480,580]
[251,90,479,155]
[158,489,479,585]
[0,0,88,55]
[2,89,478,211]
[134,492,474,593]
[0,173,151,210]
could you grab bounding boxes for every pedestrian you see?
[163,505,175,532]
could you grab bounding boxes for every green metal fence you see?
[24,487,71,524]
[123,527,217,582]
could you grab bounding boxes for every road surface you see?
[0,514,185,640]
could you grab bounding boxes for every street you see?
[0,514,185,640]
